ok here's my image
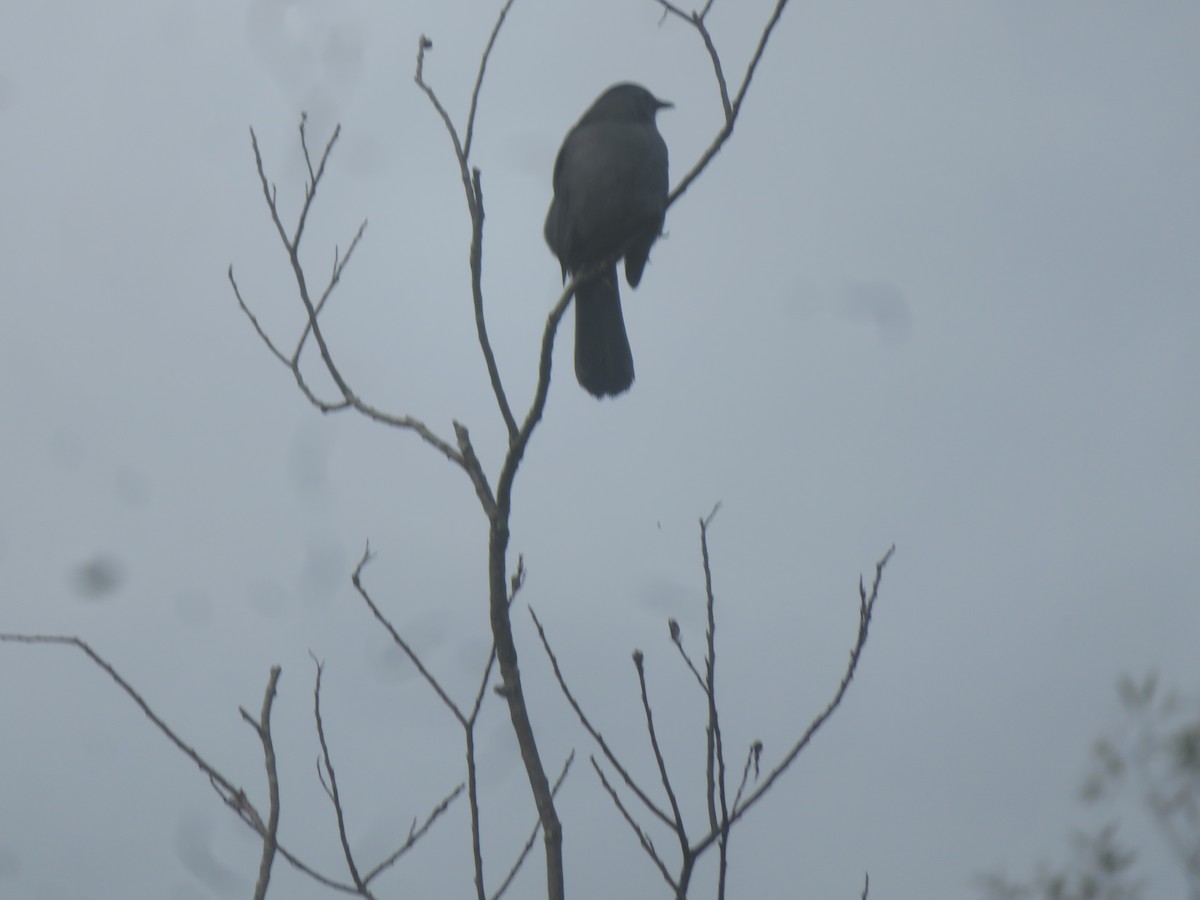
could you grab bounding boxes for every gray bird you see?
[544,83,671,398]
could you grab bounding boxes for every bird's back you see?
[546,118,668,274]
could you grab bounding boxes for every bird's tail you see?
[574,267,635,398]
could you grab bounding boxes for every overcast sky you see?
[2,2,1198,898]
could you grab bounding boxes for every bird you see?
[544,83,671,398]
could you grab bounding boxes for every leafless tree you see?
[4,2,893,898]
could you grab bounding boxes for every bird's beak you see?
[655,97,674,110]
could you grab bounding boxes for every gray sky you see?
[2,1,1198,898]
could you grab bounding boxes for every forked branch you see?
[228,122,476,485]
[0,634,426,895]
[654,0,793,207]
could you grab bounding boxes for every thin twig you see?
[699,505,731,897]
[652,2,731,118]
[293,114,339,247]
[414,37,474,216]
[349,544,485,895]
[529,610,674,829]
[464,0,518,160]
[310,655,368,894]
[362,783,466,884]
[0,635,243,797]
[414,33,518,439]
[351,545,467,727]
[669,619,707,692]
[633,651,688,848]
[658,0,793,208]
[591,757,678,893]
[235,126,469,473]
[0,635,393,894]
[696,546,895,854]
[228,267,290,365]
[731,740,763,812]
[295,219,368,362]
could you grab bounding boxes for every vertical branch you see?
[310,656,369,894]
[488,512,563,900]
[699,505,732,897]
[414,34,518,440]
[632,650,688,849]
[465,728,488,900]
[240,666,283,900]
[482,282,575,900]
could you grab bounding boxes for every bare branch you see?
[633,650,688,847]
[455,421,499,519]
[697,545,895,853]
[0,638,397,895]
[490,752,575,900]
[362,782,466,884]
[483,278,586,900]
[698,505,731,893]
[668,618,707,692]
[242,666,283,900]
[700,508,724,854]
[731,740,763,812]
[529,610,674,829]
[228,266,290,365]
[465,729,487,900]
[496,281,574,513]
[414,37,473,216]
[294,114,341,247]
[654,0,691,19]
[236,126,470,475]
[1,635,245,798]
[295,219,368,363]
[467,168,519,441]
[464,0,518,160]
[351,546,467,727]
[414,34,518,439]
[652,2,731,118]
[591,756,678,893]
[659,0,793,208]
[310,655,369,894]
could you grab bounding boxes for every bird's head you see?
[581,83,673,125]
